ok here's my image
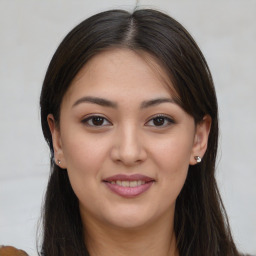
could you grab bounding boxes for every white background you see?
[0,0,255,255]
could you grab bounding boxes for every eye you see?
[145,115,175,127]
[82,115,112,127]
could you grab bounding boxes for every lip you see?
[103,174,154,182]
[103,174,155,198]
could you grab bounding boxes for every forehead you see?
[63,48,178,104]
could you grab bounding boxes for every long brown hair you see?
[39,9,241,256]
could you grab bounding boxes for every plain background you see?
[0,0,255,255]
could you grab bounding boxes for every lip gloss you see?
[104,181,154,198]
[103,174,155,198]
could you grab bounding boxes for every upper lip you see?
[103,174,155,183]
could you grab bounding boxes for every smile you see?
[106,180,146,187]
[103,174,155,198]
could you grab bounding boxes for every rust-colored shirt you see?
[0,246,28,256]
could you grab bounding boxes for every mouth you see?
[103,174,155,198]
[104,180,148,187]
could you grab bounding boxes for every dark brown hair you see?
[40,8,241,256]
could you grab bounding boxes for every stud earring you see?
[57,160,61,164]
[194,156,201,163]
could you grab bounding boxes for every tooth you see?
[114,180,146,187]
[122,181,129,187]
[129,181,138,187]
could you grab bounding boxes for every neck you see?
[83,214,179,256]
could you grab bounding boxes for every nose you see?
[110,125,147,166]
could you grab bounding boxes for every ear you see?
[189,115,212,165]
[47,114,67,169]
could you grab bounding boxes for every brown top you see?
[0,245,253,256]
[0,246,28,256]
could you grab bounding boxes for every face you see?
[48,48,210,231]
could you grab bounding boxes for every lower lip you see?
[104,181,154,198]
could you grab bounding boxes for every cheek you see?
[152,134,193,170]
[61,132,111,207]
[61,130,111,178]
[150,134,193,195]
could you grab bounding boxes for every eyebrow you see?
[72,96,118,108]
[72,96,175,109]
[140,98,175,108]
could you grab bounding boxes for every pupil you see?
[153,117,164,126]
[92,117,104,126]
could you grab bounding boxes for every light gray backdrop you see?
[0,1,255,255]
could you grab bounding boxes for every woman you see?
[38,8,243,256]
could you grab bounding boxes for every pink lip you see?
[103,174,155,198]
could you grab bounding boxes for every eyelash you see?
[145,114,175,127]
[81,114,175,128]
[82,115,112,127]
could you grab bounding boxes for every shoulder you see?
[0,245,28,256]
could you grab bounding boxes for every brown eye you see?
[153,117,165,126]
[145,115,175,128]
[82,115,111,127]
[91,116,104,126]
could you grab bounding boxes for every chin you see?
[107,216,151,230]
[101,205,160,230]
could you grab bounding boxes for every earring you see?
[194,156,201,163]
[57,160,61,164]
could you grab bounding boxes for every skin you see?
[48,48,211,256]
